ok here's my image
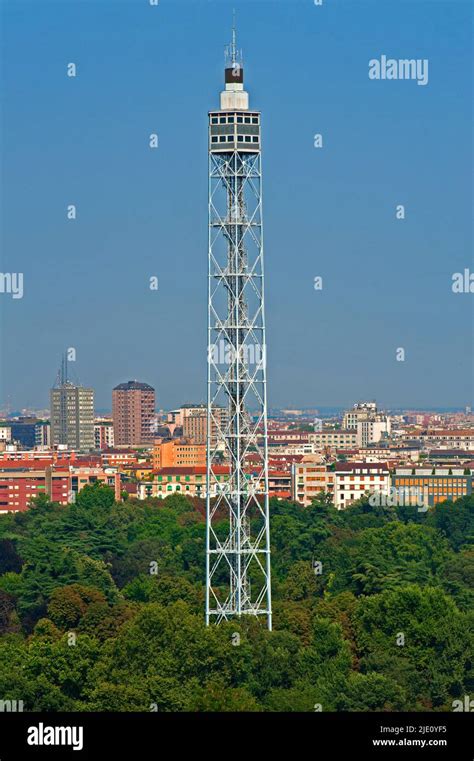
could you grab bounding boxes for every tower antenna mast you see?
[231,9,237,64]
[206,23,272,629]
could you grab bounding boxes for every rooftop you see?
[113,381,155,392]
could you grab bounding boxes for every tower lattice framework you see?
[206,30,272,629]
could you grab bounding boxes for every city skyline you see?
[1,0,472,411]
[0,0,472,736]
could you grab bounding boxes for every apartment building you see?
[112,381,156,446]
[100,450,139,469]
[0,426,11,443]
[419,430,474,451]
[267,430,310,444]
[152,439,206,470]
[291,462,335,506]
[308,430,358,450]
[0,464,120,513]
[342,402,391,446]
[137,465,228,500]
[34,421,51,448]
[94,419,114,450]
[136,465,264,500]
[181,404,227,447]
[0,465,69,512]
[268,471,291,498]
[356,418,391,447]
[334,462,390,509]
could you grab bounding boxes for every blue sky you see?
[0,0,472,411]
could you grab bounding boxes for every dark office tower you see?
[50,384,95,452]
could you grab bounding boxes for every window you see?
[219,117,226,124]
[245,136,251,142]
[244,117,251,123]
[228,117,234,124]
[211,117,218,124]
[237,135,243,142]
[211,136,218,143]
[219,136,226,142]
[252,117,258,124]
[237,116,243,123]
[252,136,258,142]
[227,135,234,142]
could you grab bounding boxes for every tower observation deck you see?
[206,27,272,630]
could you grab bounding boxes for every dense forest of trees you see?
[0,485,472,711]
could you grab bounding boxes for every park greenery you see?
[0,484,472,711]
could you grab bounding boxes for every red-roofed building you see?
[421,430,474,450]
[268,471,291,498]
[267,430,310,444]
[136,465,263,500]
[334,462,390,509]
[101,450,139,469]
[291,463,335,506]
[0,463,121,513]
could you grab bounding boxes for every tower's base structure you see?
[206,29,272,630]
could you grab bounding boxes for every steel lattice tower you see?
[206,27,272,630]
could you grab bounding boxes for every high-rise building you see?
[356,418,391,447]
[50,383,95,451]
[343,402,391,447]
[112,381,155,446]
[343,402,378,429]
[206,28,272,629]
[181,403,227,447]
